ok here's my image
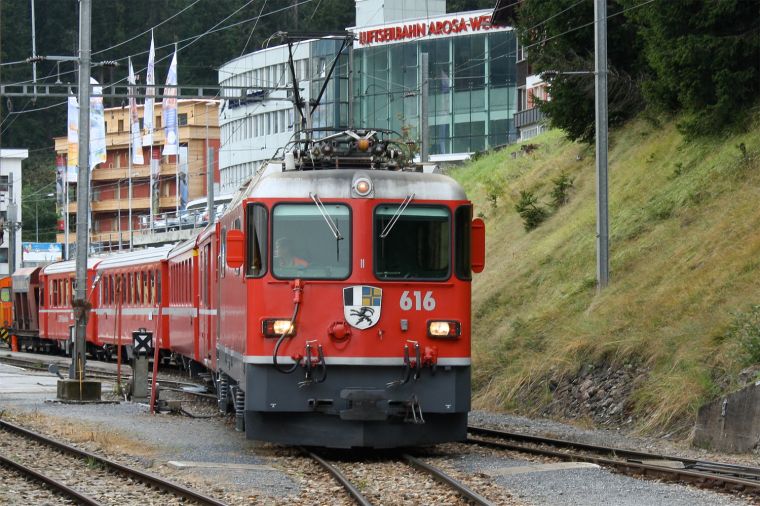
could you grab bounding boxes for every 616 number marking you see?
[399,291,436,311]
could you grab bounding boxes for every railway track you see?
[0,452,99,505]
[0,418,228,506]
[303,448,496,506]
[468,425,760,496]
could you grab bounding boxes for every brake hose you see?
[273,301,300,374]
[273,280,303,374]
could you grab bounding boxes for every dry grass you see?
[451,116,760,433]
[2,408,157,457]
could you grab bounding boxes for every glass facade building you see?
[217,4,517,192]
[353,21,517,156]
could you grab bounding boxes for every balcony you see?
[66,195,179,214]
[91,165,150,181]
[514,107,546,129]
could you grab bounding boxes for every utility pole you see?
[420,52,430,163]
[594,0,609,290]
[61,0,100,400]
[8,178,17,275]
[206,103,215,225]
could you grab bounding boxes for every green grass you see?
[451,116,760,433]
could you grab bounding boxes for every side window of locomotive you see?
[0,287,10,303]
[220,228,227,279]
[375,205,451,280]
[272,203,351,280]
[455,205,472,281]
[246,204,268,277]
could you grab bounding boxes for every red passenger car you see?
[94,246,171,359]
[166,240,199,368]
[39,259,102,354]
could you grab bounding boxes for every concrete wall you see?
[694,382,760,452]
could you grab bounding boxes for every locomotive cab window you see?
[272,203,350,279]
[455,205,472,280]
[375,205,450,280]
[246,204,268,277]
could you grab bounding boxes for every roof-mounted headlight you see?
[353,177,373,197]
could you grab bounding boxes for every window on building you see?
[118,119,124,132]
[454,35,485,90]
[0,175,8,192]
[156,116,162,129]
[178,113,188,126]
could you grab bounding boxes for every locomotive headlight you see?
[428,320,461,338]
[263,319,296,337]
[353,177,372,197]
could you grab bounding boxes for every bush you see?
[550,173,574,209]
[515,190,548,231]
[727,305,760,365]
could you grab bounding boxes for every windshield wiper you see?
[309,193,343,240]
[380,194,415,239]
[310,192,344,262]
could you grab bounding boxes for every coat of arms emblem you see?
[343,286,382,329]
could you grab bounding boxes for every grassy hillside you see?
[451,116,760,433]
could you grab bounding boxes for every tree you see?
[515,0,644,143]
[621,0,760,137]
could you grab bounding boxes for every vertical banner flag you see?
[66,97,79,184]
[143,32,155,146]
[162,48,179,156]
[89,77,107,169]
[55,155,65,213]
[128,58,144,165]
[150,148,161,222]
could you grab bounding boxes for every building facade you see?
[54,100,220,252]
[217,0,518,192]
[0,149,27,275]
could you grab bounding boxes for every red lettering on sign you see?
[358,12,502,45]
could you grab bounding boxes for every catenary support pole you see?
[594,0,609,290]
[71,0,91,381]
[420,52,430,164]
[206,103,214,225]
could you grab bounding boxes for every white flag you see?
[128,58,144,165]
[89,77,107,170]
[162,49,179,156]
[143,32,155,146]
[66,97,79,184]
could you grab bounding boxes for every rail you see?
[467,425,760,495]
[0,453,101,505]
[301,448,374,506]
[403,454,495,506]
[0,418,228,505]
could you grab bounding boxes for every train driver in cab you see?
[274,237,309,268]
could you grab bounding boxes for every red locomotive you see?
[10,128,485,448]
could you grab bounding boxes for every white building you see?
[217,43,311,194]
[0,149,27,275]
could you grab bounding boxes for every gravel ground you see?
[3,353,758,506]
[468,412,756,506]
[0,465,77,505]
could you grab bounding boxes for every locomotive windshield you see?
[272,204,351,279]
[374,205,450,280]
